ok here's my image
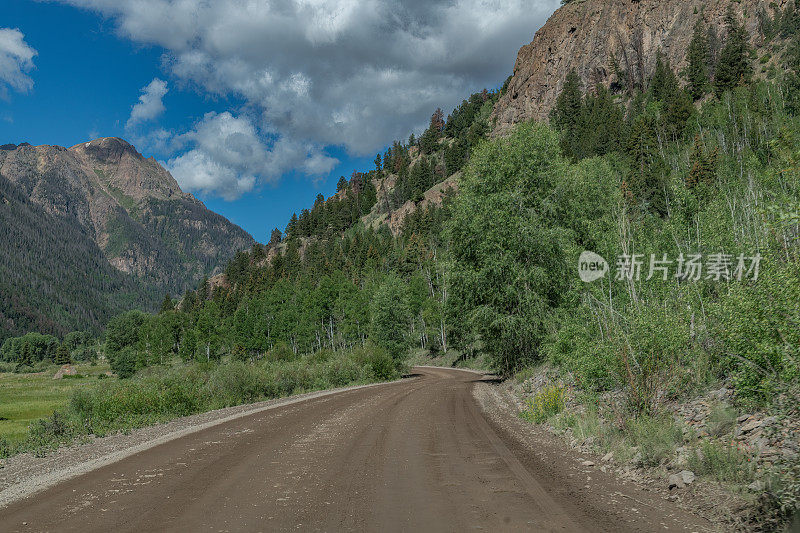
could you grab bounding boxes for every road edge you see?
[0,377,413,509]
[413,365,488,375]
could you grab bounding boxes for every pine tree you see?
[19,343,32,366]
[663,88,693,139]
[686,135,718,189]
[286,213,299,235]
[444,138,468,174]
[714,7,753,97]
[658,55,694,139]
[707,25,721,80]
[336,176,348,192]
[780,1,800,37]
[584,84,623,156]
[181,289,197,312]
[268,227,282,246]
[649,51,676,101]
[159,294,174,314]
[550,70,582,130]
[419,110,444,155]
[786,33,800,113]
[686,17,710,100]
[550,70,584,160]
[626,115,669,216]
[431,108,445,132]
[409,158,433,202]
[54,343,71,365]
[198,276,210,301]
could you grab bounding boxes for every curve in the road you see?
[0,367,707,532]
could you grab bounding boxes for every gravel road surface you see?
[0,367,713,532]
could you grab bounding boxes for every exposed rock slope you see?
[492,0,770,134]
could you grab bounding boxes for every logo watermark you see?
[578,252,761,282]
[578,251,609,282]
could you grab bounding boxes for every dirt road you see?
[0,367,712,532]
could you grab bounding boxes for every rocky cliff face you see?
[491,0,771,135]
[0,137,254,337]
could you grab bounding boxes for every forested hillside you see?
[89,88,504,378]
[0,172,149,340]
[0,137,254,341]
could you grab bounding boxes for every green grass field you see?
[0,364,113,443]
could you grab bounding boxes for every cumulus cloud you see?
[63,0,558,196]
[166,111,338,199]
[0,28,37,98]
[127,78,168,128]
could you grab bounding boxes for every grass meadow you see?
[0,363,112,443]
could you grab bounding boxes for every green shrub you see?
[321,356,365,387]
[625,415,683,467]
[520,385,565,423]
[550,407,608,452]
[714,260,800,405]
[513,366,538,384]
[71,367,205,433]
[366,347,398,380]
[688,439,755,483]
[14,364,33,374]
[267,342,296,362]
[204,361,265,407]
[772,455,800,525]
[10,345,398,459]
[32,360,52,373]
[707,403,738,438]
[0,436,12,458]
[73,346,97,362]
[110,346,137,379]
[543,310,620,392]
[26,411,76,455]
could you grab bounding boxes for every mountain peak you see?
[70,136,141,162]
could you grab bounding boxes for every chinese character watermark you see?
[578,252,761,282]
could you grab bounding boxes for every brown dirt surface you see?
[0,367,715,532]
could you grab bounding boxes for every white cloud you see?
[0,28,37,98]
[127,78,168,128]
[166,111,338,200]
[62,0,559,196]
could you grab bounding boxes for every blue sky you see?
[1,0,558,242]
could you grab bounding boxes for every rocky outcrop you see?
[387,174,459,235]
[491,0,771,135]
[53,364,77,380]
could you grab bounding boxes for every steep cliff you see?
[491,0,771,135]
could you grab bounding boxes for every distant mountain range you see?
[0,137,254,341]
